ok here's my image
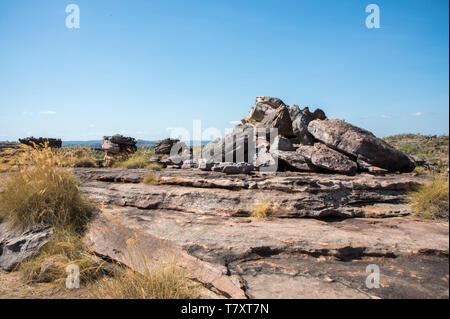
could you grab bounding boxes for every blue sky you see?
[0,0,448,141]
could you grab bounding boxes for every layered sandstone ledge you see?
[74,168,448,299]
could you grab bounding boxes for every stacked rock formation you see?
[101,134,137,167]
[154,138,181,155]
[19,137,62,149]
[199,96,415,175]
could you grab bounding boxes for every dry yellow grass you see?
[17,228,105,285]
[113,147,156,169]
[251,201,272,219]
[145,162,163,171]
[409,175,449,220]
[91,258,199,299]
[0,145,93,231]
[142,174,159,185]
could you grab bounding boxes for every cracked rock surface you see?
[75,168,449,299]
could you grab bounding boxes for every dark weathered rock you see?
[269,135,296,152]
[289,106,327,145]
[0,143,21,152]
[0,224,54,271]
[255,96,287,108]
[272,150,320,172]
[297,143,358,175]
[154,138,180,155]
[19,137,62,149]
[308,119,416,172]
[102,135,137,154]
[211,162,254,174]
[256,106,294,138]
[202,124,257,163]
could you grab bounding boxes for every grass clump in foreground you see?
[18,228,104,284]
[142,173,159,185]
[0,145,93,231]
[408,175,449,220]
[251,201,272,219]
[0,145,102,285]
[91,258,199,299]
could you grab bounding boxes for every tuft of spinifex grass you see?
[409,175,449,220]
[251,201,272,219]
[91,255,200,299]
[0,145,93,231]
[142,174,159,185]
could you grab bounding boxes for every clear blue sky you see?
[0,0,448,141]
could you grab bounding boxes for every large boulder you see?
[202,124,257,163]
[289,106,327,145]
[269,135,296,152]
[308,119,416,172]
[272,150,320,172]
[297,143,358,175]
[154,138,180,155]
[255,106,294,138]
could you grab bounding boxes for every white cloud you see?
[40,110,56,115]
[229,120,241,126]
[411,112,424,117]
[380,114,392,119]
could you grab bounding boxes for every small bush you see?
[251,201,272,219]
[409,175,449,220]
[91,258,199,299]
[0,145,93,231]
[113,147,155,169]
[113,157,148,169]
[142,174,159,185]
[145,162,163,171]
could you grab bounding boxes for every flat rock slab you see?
[74,168,424,219]
[85,206,449,299]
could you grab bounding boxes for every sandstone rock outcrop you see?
[19,137,62,149]
[102,134,137,167]
[198,97,415,175]
[154,138,180,155]
[289,106,327,145]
